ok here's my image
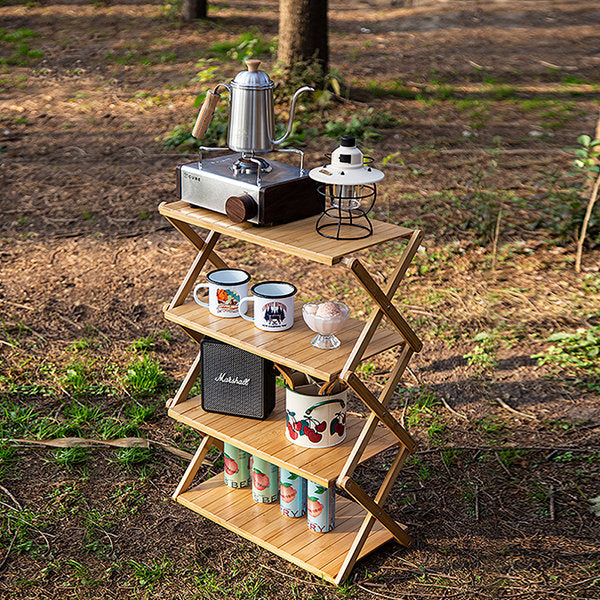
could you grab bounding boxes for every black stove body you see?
[176,153,322,226]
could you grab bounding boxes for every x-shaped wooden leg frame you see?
[172,434,224,500]
[333,230,423,583]
[160,210,232,409]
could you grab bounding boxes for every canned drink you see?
[307,481,335,533]
[223,443,251,488]
[279,469,307,518]
[251,456,279,503]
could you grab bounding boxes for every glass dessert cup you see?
[302,301,351,350]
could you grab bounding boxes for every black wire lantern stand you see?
[315,183,377,240]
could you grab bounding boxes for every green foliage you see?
[67,337,95,352]
[464,332,498,374]
[122,354,169,397]
[128,557,172,588]
[0,402,57,439]
[569,134,600,175]
[159,0,182,20]
[190,58,220,83]
[61,401,106,436]
[0,507,49,556]
[61,360,112,397]
[532,327,600,391]
[206,30,275,63]
[405,387,447,444]
[50,447,90,467]
[162,93,228,149]
[128,335,156,353]
[475,416,505,437]
[0,442,15,477]
[529,167,593,245]
[0,28,43,66]
[325,108,398,143]
[114,447,153,466]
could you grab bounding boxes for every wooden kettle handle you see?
[191,89,220,139]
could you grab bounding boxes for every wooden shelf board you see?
[169,388,399,487]
[159,201,413,266]
[164,301,404,381]
[176,472,395,584]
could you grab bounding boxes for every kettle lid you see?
[231,59,274,90]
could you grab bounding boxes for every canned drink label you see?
[279,469,307,518]
[223,443,251,488]
[307,481,335,533]
[251,456,279,503]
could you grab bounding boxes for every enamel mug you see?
[279,469,307,518]
[223,443,251,489]
[238,281,296,331]
[193,269,250,318]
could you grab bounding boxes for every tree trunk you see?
[278,0,328,75]
[182,0,207,21]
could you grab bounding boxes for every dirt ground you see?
[0,0,599,598]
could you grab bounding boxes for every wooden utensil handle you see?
[274,363,296,390]
[191,90,220,139]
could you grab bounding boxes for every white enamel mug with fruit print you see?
[193,269,250,318]
[238,281,296,331]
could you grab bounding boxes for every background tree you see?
[278,0,328,82]
[182,0,206,21]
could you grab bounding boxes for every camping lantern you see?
[308,136,384,240]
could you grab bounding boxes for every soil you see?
[0,0,599,598]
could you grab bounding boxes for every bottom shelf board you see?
[176,472,395,584]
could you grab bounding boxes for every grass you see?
[128,557,172,588]
[61,360,112,397]
[475,416,505,438]
[404,386,447,445]
[533,326,600,391]
[123,354,169,397]
[49,446,91,467]
[0,28,43,66]
[463,332,499,374]
[113,447,153,467]
[0,442,16,477]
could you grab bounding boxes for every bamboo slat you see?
[168,390,399,487]
[159,201,413,266]
[164,301,404,381]
[176,472,394,584]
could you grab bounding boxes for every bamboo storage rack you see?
[160,200,423,585]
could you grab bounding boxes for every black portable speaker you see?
[200,337,276,419]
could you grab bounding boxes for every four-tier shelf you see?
[159,200,423,585]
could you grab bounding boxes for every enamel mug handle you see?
[238,296,254,321]
[193,283,210,307]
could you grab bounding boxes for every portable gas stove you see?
[176,150,322,226]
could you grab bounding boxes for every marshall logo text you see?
[214,372,251,386]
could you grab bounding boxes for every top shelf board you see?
[159,201,414,266]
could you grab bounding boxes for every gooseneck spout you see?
[271,86,314,146]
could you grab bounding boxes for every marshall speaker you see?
[200,337,276,419]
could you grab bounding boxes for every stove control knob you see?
[225,194,257,223]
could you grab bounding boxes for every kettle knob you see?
[226,194,257,223]
[246,59,261,72]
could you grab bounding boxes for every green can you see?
[251,456,279,503]
[223,443,251,489]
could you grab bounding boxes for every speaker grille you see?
[201,338,275,419]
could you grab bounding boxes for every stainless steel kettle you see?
[192,59,313,154]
